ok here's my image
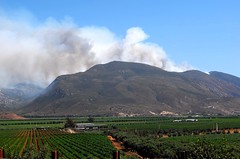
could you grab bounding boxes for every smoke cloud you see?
[0,11,192,88]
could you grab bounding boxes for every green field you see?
[0,129,115,159]
[1,116,240,158]
[2,116,240,130]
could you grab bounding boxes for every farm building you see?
[173,120,182,122]
[185,119,198,122]
[75,123,106,130]
[173,119,198,122]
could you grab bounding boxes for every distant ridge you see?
[210,71,240,88]
[0,83,43,108]
[19,61,240,116]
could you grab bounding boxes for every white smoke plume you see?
[0,11,192,87]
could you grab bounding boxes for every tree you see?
[88,116,95,123]
[64,118,76,128]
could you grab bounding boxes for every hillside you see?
[0,113,26,120]
[19,61,240,116]
[0,83,44,108]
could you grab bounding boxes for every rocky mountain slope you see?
[0,83,43,108]
[19,61,240,116]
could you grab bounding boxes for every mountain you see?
[19,61,240,116]
[210,71,240,88]
[0,83,44,108]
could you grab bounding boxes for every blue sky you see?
[0,0,240,77]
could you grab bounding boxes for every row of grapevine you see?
[0,129,116,158]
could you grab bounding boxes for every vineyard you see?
[0,129,116,159]
[2,117,240,158]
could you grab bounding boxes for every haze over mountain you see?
[19,61,240,116]
[0,83,43,109]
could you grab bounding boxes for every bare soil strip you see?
[107,136,143,159]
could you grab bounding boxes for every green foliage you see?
[0,129,115,159]
[108,130,240,159]
[87,116,95,123]
[64,117,75,128]
[2,117,240,158]
[189,138,240,159]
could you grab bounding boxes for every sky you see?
[0,0,239,86]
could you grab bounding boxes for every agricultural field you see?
[109,117,240,131]
[1,116,240,158]
[106,116,240,158]
[109,131,240,158]
[3,116,240,130]
[0,129,116,159]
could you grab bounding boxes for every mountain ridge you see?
[19,61,240,116]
